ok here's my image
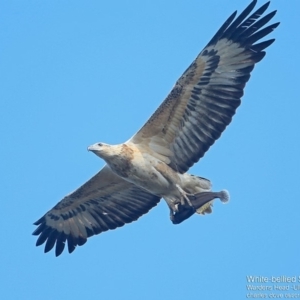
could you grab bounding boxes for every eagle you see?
[33,0,279,256]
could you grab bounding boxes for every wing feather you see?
[129,0,279,173]
[33,165,160,256]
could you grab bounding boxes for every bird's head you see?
[87,142,113,159]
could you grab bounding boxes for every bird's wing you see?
[128,0,279,173]
[33,165,160,256]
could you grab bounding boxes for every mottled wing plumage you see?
[33,166,160,256]
[33,1,279,257]
[130,0,279,173]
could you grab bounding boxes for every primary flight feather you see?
[33,0,279,256]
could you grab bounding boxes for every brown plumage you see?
[33,0,279,256]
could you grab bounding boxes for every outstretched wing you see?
[33,165,160,256]
[129,0,279,173]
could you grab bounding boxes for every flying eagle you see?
[33,0,279,256]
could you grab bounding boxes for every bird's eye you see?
[97,143,103,146]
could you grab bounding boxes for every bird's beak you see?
[87,144,98,152]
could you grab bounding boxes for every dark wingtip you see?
[205,10,237,47]
[33,216,44,226]
[272,21,280,29]
[261,1,270,11]
[251,39,275,52]
[55,244,65,256]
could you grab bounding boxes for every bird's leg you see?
[168,184,196,224]
[175,184,193,206]
[167,200,180,219]
[170,189,230,224]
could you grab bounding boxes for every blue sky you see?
[1,0,299,299]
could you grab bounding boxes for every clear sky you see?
[1,0,299,299]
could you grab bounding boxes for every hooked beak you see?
[87,144,98,152]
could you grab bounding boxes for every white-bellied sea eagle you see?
[33,0,279,256]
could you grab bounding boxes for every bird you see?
[33,0,279,256]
